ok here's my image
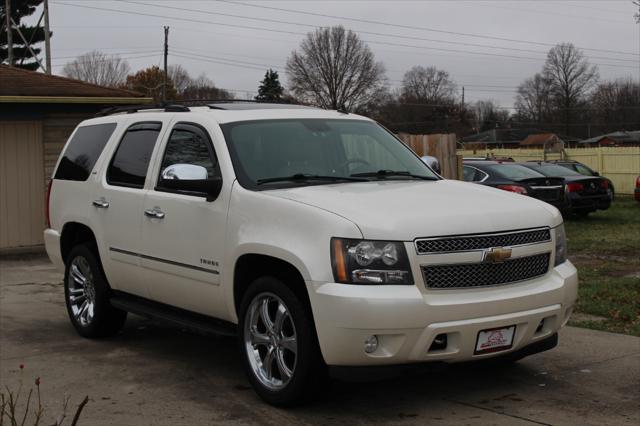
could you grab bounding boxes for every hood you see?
[265,180,561,240]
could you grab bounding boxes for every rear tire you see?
[64,244,127,338]
[238,276,327,406]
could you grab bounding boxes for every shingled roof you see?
[520,133,563,146]
[579,130,640,145]
[0,65,150,103]
[459,128,547,145]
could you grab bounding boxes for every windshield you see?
[485,164,545,180]
[221,119,438,189]
[526,164,582,177]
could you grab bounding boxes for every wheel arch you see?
[60,221,98,263]
[232,253,312,323]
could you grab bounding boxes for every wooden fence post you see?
[597,147,604,173]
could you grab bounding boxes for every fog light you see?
[429,333,448,351]
[364,335,378,353]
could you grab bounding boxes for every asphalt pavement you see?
[1,255,638,425]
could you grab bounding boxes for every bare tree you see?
[515,73,553,123]
[168,64,191,94]
[473,100,510,132]
[400,66,457,103]
[62,51,130,87]
[590,78,640,132]
[543,43,599,134]
[182,74,234,101]
[286,26,386,111]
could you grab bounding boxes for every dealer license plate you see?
[474,325,516,354]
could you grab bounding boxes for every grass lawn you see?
[564,197,640,336]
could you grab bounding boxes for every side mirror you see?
[158,164,222,202]
[593,171,600,176]
[162,164,208,180]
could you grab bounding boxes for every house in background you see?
[0,65,152,252]
[459,128,577,150]
[459,128,541,149]
[519,133,565,152]
[579,131,640,147]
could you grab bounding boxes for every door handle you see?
[92,199,109,208]
[144,208,165,219]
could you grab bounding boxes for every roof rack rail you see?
[96,103,190,117]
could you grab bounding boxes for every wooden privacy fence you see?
[458,147,640,195]
[397,133,459,179]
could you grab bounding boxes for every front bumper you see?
[308,260,577,366]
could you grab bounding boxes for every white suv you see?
[45,102,578,406]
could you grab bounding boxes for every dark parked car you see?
[635,176,640,202]
[540,160,615,198]
[463,161,568,212]
[520,162,612,216]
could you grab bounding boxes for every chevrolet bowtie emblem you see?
[484,247,513,263]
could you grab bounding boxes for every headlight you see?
[554,224,567,266]
[331,238,413,284]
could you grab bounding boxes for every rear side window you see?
[574,164,595,176]
[463,165,487,182]
[487,164,544,180]
[54,123,117,181]
[531,164,582,177]
[107,122,162,188]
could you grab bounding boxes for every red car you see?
[635,176,640,202]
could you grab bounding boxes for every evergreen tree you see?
[255,69,284,102]
[1,0,48,71]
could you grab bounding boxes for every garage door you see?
[0,121,45,250]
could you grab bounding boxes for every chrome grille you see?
[422,253,550,289]
[415,228,550,254]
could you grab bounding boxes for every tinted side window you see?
[107,122,162,188]
[574,164,594,176]
[160,127,218,178]
[54,123,117,181]
[463,166,476,182]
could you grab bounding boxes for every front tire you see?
[238,276,326,406]
[64,244,127,338]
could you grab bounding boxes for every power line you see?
[121,0,638,64]
[175,48,284,70]
[53,49,162,60]
[170,51,275,72]
[215,0,639,57]
[50,52,162,68]
[477,2,632,24]
[386,102,640,111]
[53,1,639,70]
[389,119,640,127]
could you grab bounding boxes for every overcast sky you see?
[43,0,639,108]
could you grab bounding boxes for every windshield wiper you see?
[256,173,369,185]
[350,170,438,181]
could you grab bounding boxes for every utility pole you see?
[461,86,465,108]
[43,0,51,74]
[163,26,169,102]
[5,0,12,66]
[634,0,640,105]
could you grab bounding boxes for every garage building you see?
[0,65,151,252]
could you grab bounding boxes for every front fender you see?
[222,183,362,322]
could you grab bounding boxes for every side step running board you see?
[110,291,237,337]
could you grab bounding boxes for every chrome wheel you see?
[67,256,96,327]
[244,292,298,391]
